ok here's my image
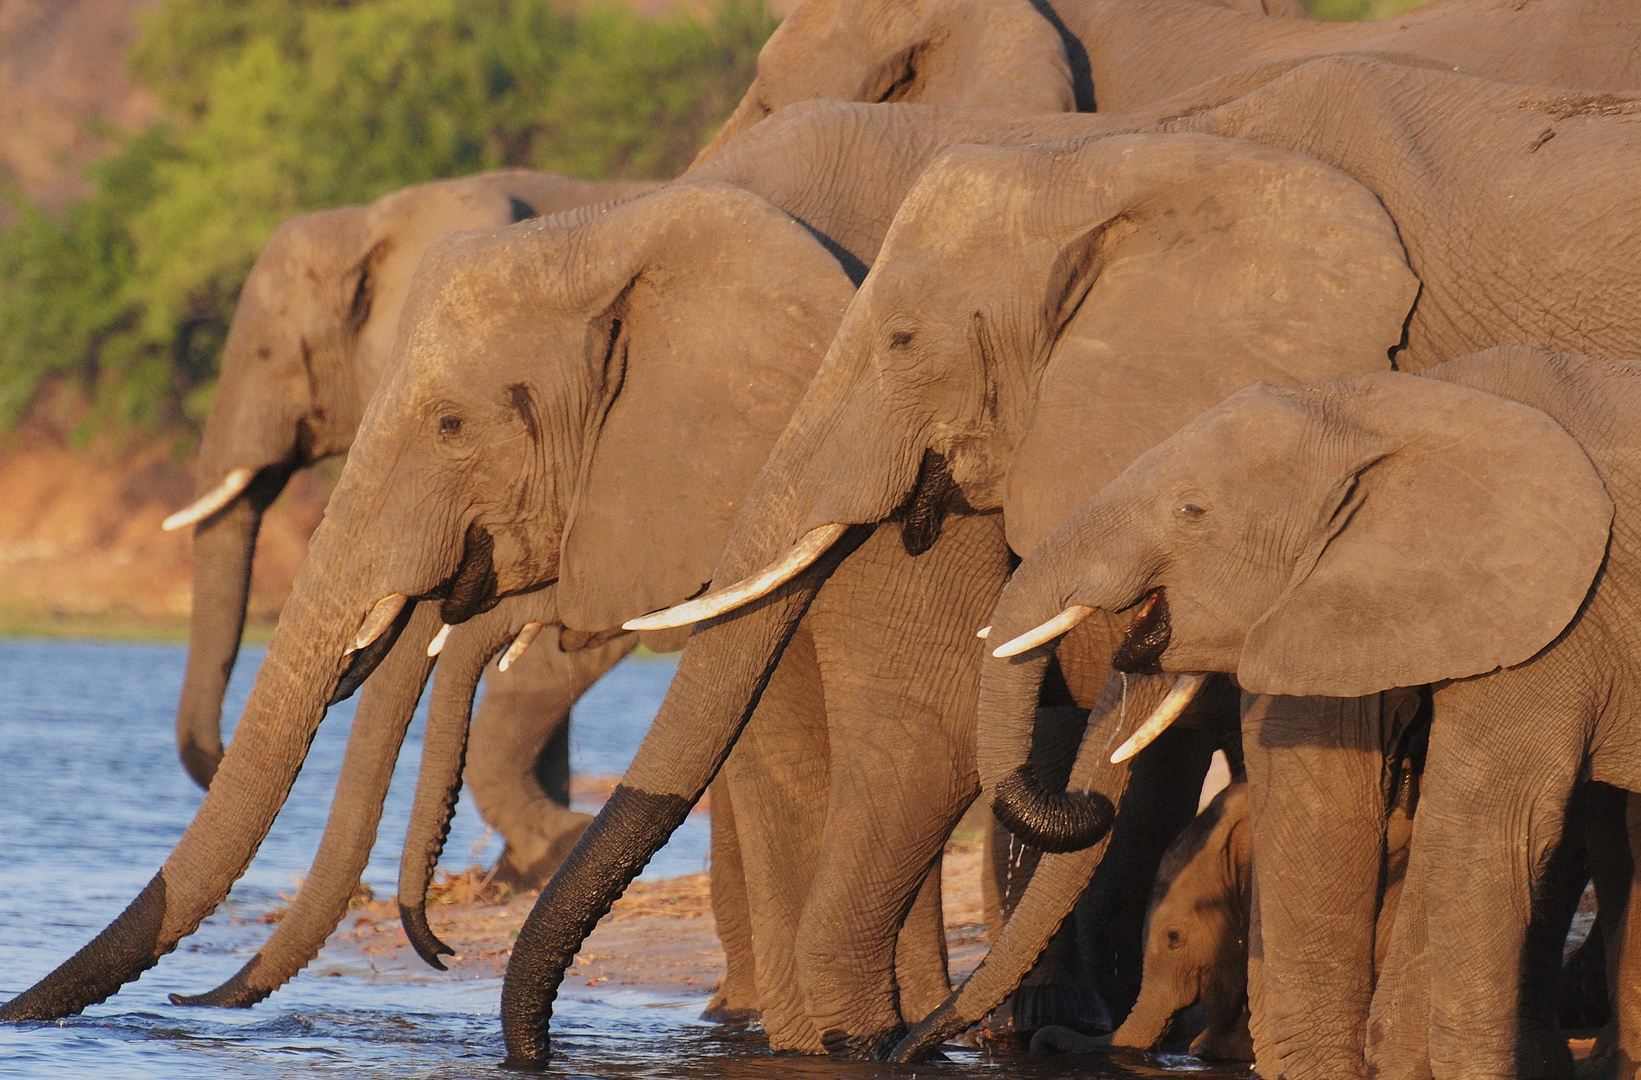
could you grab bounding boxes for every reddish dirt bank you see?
[0,435,332,635]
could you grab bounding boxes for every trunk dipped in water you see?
[171,604,443,1006]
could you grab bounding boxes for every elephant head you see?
[691,0,1079,164]
[166,171,649,789]
[984,361,1613,718]
[1110,779,1252,1059]
[0,180,854,1023]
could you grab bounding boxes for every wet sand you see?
[334,831,990,998]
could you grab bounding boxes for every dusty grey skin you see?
[968,346,1641,1080]
[0,181,859,1027]
[694,0,1641,163]
[499,129,1419,1063]
[174,170,653,791]
[895,57,1641,1079]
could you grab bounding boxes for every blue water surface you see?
[0,641,1222,1080]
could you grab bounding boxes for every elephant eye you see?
[1174,502,1207,521]
[1166,928,1184,949]
[439,414,463,438]
[889,329,915,349]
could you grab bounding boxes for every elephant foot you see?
[981,981,1113,1048]
[699,991,760,1028]
[822,1024,907,1061]
[486,816,593,892]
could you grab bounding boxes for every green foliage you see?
[1302,0,1428,21]
[0,0,774,438]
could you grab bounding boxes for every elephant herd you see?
[8,0,1641,1077]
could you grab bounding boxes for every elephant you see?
[885,56,1641,1078]
[693,0,1641,164]
[518,53,1641,1071]
[496,127,1422,1064]
[165,169,652,793]
[965,345,1641,1080]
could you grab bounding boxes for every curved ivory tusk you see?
[426,623,453,658]
[346,593,407,655]
[1109,673,1210,764]
[162,467,256,532]
[976,626,992,640]
[991,605,1095,659]
[622,524,849,631]
[498,621,545,672]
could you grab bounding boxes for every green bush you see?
[0,0,774,439]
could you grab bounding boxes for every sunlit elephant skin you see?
[972,346,1641,1080]
[174,170,654,791]
[499,126,1421,1063]
[901,58,1641,1079]
[0,181,858,1026]
[693,0,1641,163]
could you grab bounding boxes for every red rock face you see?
[0,0,159,215]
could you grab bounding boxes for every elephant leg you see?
[1416,676,1586,1080]
[1366,799,1434,1080]
[1241,692,1390,1080]
[796,512,1009,1057]
[1612,792,1641,1080]
[467,633,635,891]
[722,620,831,1053]
[1517,788,1587,1080]
[896,856,951,1024]
[702,774,760,1025]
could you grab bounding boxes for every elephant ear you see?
[856,0,1077,112]
[1238,372,1612,698]
[555,182,856,631]
[1001,133,1419,556]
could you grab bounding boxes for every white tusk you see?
[622,523,849,631]
[498,621,545,672]
[346,593,407,655]
[162,467,256,532]
[1110,674,1210,764]
[976,626,991,639]
[991,605,1095,658]
[426,623,452,658]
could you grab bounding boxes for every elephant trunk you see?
[981,508,1157,852]
[172,605,443,1006]
[399,612,515,969]
[499,530,866,1066]
[1109,975,1185,1049]
[175,465,294,788]
[0,524,404,1021]
[892,672,1174,1062]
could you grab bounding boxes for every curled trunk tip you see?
[400,901,456,970]
[990,762,1115,853]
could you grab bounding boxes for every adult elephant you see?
[895,57,1641,1078]
[969,346,1641,1080]
[0,180,864,1027]
[166,170,652,794]
[501,130,1419,1063]
[693,0,1641,163]
[533,56,1641,1075]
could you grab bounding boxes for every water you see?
[0,641,1233,1079]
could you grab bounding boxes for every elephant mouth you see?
[1110,588,1171,674]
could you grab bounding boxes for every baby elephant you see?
[1033,781,1254,1061]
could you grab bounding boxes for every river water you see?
[0,640,1232,1079]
